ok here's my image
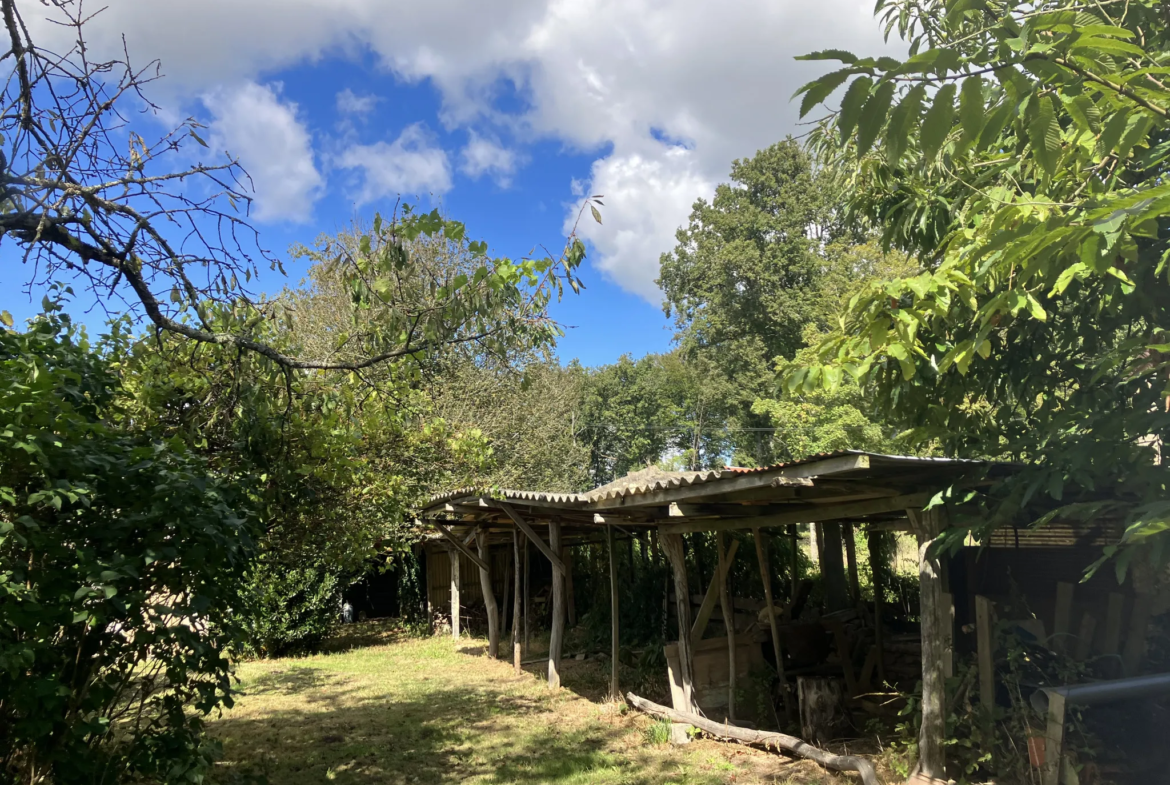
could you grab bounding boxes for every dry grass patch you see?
[209,621,861,785]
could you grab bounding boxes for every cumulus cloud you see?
[336,124,452,205]
[336,88,379,116]
[460,132,518,186]
[202,81,323,223]
[19,0,900,299]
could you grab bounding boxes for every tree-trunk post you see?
[844,523,861,607]
[717,531,737,721]
[449,548,461,641]
[788,525,800,599]
[908,506,948,781]
[512,528,523,675]
[563,543,577,627]
[866,528,886,687]
[548,519,565,689]
[661,531,699,713]
[523,535,531,657]
[476,529,499,659]
[608,523,620,701]
[754,527,794,721]
[820,522,850,612]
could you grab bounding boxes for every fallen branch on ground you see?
[625,692,878,785]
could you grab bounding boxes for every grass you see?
[208,620,857,785]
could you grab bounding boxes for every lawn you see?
[208,621,864,784]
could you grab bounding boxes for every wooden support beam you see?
[512,529,522,674]
[1041,692,1066,785]
[564,544,578,626]
[660,493,931,535]
[867,529,886,687]
[1053,582,1074,655]
[976,595,995,713]
[821,522,850,613]
[662,532,699,713]
[755,527,794,720]
[717,532,737,721]
[497,502,566,576]
[608,523,620,701]
[690,539,740,644]
[476,529,500,659]
[449,548,461,641]
[1074,613,1097,662]
[548,519,565,689]
[429,520,489,572]
[844,523,861,607]
[523,535,531,657]
[1102,592,1125,659]
[908,506,947,781]
[1122,592,1153,677]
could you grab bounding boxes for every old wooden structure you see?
[417,450,1167,782]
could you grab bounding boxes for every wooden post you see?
[976,595,995,712]
[1122,592,1153,676]
[820,522,850,612]
[476,529,499,658]
[449,548,461,641]
[661,531,699,712]
[808,522,820,567]
[503,540,514,635]
[1041,692,1066,785]
[754,527,794,720]
[548,519,565,689]
[512,529,522,674]
[1053,582,1074,655]
[608,524,620,701]
[867,528,886,687]
[788,525,799,598]
[523,535,531,658]
[690,539,740,643]
[1074,613,1097,662]
[717,532,737,721]
[1102,592,1124,657]
[844,523,861,607]
[563,544,578,627]
[908,507,947,781]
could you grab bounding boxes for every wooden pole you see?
[820,522,850,612]
[866,528,886,687]
[476,529,499,658]
[754,527,793,721]
[548,519,565,689]
[513,529,522,674]
[717,532,737,721]
[523,535,531,658]
[661,531,699,712]
[844,523,861,607]
[449,548,461,641]
[908,507,947,780]
[788,525,799,599]
[608,524,620,701]
[563,544,577,627]
[975,595,995,732]
[503,539,514,635]
[691,539,740,644]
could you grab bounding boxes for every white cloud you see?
[19,0,900,300]
[202,82,323,223]
[460,132,518,186]
[336,123,452,205]
[336,88,379,115]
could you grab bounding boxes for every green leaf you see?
[1064,95,1102,134]
[0,310,11,328]
[1029,96,1061,176]
[590,204,603,225]
[1069,37,1146,58]
[886,85,926,164]
[921,83,957,158]
[837,77,873,143]
[797,69,854,118]
[856,81,896,156]
[958,76,985,148]
[1026,293,1048,321]
[796,49,858,63]
[1098,108,1132,157]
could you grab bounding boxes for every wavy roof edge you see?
[421,450,993,510]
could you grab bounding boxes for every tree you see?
[793,0,1170,564]
[0,0,590,371]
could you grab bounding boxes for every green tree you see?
[793,0,1170,563]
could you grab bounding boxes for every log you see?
[548,519,565,689]
[476,529,499,658]
[625,692,878,785]
[798,677,849,744]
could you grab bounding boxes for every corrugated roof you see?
[422,450,991,512]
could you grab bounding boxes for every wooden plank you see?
[1102,592,1125,658]
[1074,613,1097,662]
[662,532,699,713]
[1041,692,1066,785]
[429,520,489,572]
[1122,592,1153,677]
[660,493,932,535]
[587,455,868,511]
[690,539,740,644]
[976,595,995,713]
[754,527,794,720]
[1053,582,1074,655]
[608,523,620,700]
[476,529,500,658]
[497,502,566,576]
[512,529,522,674]
[548,519,565,689]
[908,506,947,780]
[717,532,737,721]
[449,548,461,641]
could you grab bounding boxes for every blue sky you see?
[5,0,897,367]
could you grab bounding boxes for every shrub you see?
[0,315,253,782]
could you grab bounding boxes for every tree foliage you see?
[793,0,1170,563]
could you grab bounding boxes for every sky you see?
[3,0,899,367]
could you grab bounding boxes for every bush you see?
[0,315,253,782]
[236,560,347,657]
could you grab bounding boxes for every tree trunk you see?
[819,522,850,613]
[867,528,886,687]
[909,507,947,780]
[476,529,499,658]
[661,532,699,712]
[798,677,850,745]
[548,520,565,689]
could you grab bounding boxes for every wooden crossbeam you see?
[426,519,489,572]
[690,539,740,644]
[660,493,932,535]
[497,501,566,576]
